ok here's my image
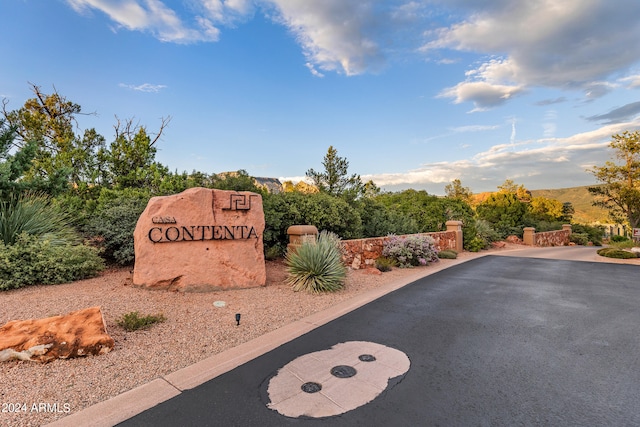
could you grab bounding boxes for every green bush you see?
[264,244,283,261]
[437,249,458,259]
[465,236,486,252]
[263,192,362,250]
[285,230,347,294]
[117,311,167,331]
[571,224,603,246]
[570,233,590,246]
[597,248,637,259]
[611,235,630,243]
[374,256,396,272]
[85,188,150,265]
[0,233,105,291]
[382,234,438,268]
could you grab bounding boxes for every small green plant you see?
[117,311,167,331]
[597,248,637,259]
[375,256,396,272]
[437,249,458,259]
[382,235,438,268]
[285,230,346,294]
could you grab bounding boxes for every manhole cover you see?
[359,354,376,362]
[301,382,322,393]
[331,365,357,378]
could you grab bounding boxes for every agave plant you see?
[285,230,347,294]
[0,192,79,246]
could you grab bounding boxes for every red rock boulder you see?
[133,187,266,291]
[0,307,114,363]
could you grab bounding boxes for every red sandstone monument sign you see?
[133,187,266,291]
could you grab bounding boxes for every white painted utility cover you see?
[213,301,226,307]
[266,341,410,418]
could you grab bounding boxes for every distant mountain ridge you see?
[530,185,609,224]
[472,185,609,224]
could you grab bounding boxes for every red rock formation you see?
[133,187,266,291]
[0,307,114,363]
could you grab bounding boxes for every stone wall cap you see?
[445,220,463,225]
[287,225,319,235]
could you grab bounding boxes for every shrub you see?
[465,236,486,252]
[611,235,630,243]
[571,223,604,246]
[438,249,458,259]
[263,192,362,250]
[85,188,150,265]
[0,233,104,291]
[570,233,590,246]
[0,192,79,246]
[375,256,396,272]
[382,235,438,268]
[117,311,167,331]
[597,248,637,259]
[264,244,283,261]
[285,230,347,293]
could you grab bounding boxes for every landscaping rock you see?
[0,306,114,363]
[133,187,266,291]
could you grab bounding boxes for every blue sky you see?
[2,0,640,194]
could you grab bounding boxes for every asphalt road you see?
[119,255,640,426]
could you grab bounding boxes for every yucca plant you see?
[0,192,79,246]
[285,230,347,294]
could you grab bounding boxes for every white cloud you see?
[361,119,640,193]
[66,0,221,43]
[438,80,525,111]
[119,82,167,92]
[428,0,640,106]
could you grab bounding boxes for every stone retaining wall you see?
[523,225,572,247]
[341,231,458,270]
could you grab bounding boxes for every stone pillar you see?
[523,227,536,246]
[287,225,318,253]
[445,220,464,252]
[562,224,572,235]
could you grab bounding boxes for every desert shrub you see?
[356,198,420,238]
[608,239,635,249]
[0,192,79,246]
[85,188,150,265]
[438,249,458,259]
[264,244,283,261]
[570,233,590,246]
[597,248,637,259]
[263,192,362,250]
[611,235,630,243]
[382,235,438,268]
[0,233,104,291]
[375,256,396,272]
[571,224,604,246]
[465,236,486,252]
[285,230,346,293]
[117,311,167,331]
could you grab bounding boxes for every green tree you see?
[527,196,564,223]
[305,146,363,200]
[497,179,532,202]
[589,131,640,228]
[2,84,104,188]
[97,117,171,190]
[444,178,473,202]
[476,192,527,236]
[0,119,67,196]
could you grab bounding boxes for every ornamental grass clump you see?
[285,230,346,294]
[382,234,439,268]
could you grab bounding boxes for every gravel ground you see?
[0,258,443,427]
